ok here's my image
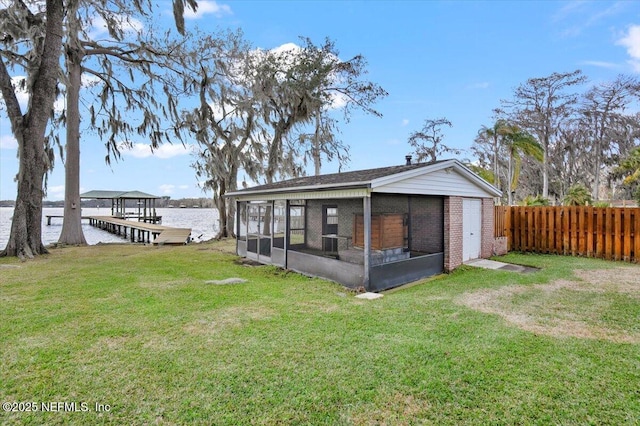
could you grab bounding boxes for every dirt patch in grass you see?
[343,392,431,425]
[184,305,276,335]
[456,267,640,344]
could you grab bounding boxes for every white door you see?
[462,199,482,261]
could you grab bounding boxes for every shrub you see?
[521,195,550,206]
[563,184,593,206]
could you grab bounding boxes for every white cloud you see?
[580,60,619,69]
[271,42,302,56]
[88,15,144,40]
[0,76,30,110]
[0,134,18,150]
[82,74,102,88]
[47,185,65,200]
[159,184,176,194]
[555,1,626,38]
[185,1,232,19]
[617,25,640,72]
[401,119,409,127]
[120,143,195,159]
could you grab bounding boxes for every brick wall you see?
[306,199,362,250]
[372,194,408,214]
[306,200,323,250]
[481,198,494,258]
[339,199,363,239]
[444,196,463,272]
[410,196,444,253]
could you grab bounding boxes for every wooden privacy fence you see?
[495,206,640,263]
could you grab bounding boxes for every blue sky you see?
[1,0,639,201]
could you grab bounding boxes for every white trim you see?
[226,180,368,198]
[371,160,501,197]
[233,188,371,202]
[227,159,501,201]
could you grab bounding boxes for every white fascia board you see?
[225,180,368,199]
[231,187,371,202]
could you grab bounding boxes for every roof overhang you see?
[226,159,502,201]
[229,186,371,202]
[371,159,502,197]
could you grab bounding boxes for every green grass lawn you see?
[1,242,639,425]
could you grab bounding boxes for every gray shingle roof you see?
[231,160,448,194]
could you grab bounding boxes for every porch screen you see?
[289,202,306,247]
[273,200,286,249]
[238,202,247,241]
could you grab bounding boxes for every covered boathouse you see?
[80,190,162,223]
[226,159,502,292]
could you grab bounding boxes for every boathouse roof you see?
[80,190,160,199]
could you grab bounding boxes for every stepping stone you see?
[355,292,383,300]
[205,278,248,285]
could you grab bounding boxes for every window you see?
[326,207,338,225]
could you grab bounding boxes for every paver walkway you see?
[464,258,539,273]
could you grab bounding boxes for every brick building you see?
[226,159,501,292]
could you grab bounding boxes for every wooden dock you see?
[87,216,191,245]
[46,215,89,225]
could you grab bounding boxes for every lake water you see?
[0,207,220,248]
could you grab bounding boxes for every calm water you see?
[0,207,220,248]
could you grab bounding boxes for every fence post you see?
[634,209,640,263]
[624,208,632,262]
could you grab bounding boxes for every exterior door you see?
[246,203,272,261]
[322,205,338,252]
[462,199,482,261]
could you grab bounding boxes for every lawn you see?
[1,241,639,425]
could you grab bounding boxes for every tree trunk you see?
[214,191,228,239]
[58,32,87,245]
[508,151,513,205]
[314,112,321,176]
[493,134,500,191]
[542,135,549,198]
[3,127,48,258]
[1,0,64,258]
[213,165,237,240]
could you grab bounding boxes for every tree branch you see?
[0,55,24,134]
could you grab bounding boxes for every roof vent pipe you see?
[405,155,412,165]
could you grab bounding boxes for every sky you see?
[1,0,639,202]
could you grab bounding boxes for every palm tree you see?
[504,127,543,205]
[618,147,640,186]
[563,184,593,206]
[477,119,510,191]
[616,147,640,204]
